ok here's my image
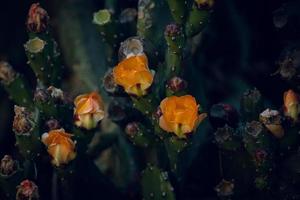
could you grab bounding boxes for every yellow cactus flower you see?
[74,92,105,130]
[283,89,300,122]
[42,129,76,167]
[159,95,206,138]
[113,54,154,96]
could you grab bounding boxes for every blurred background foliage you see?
[0,0,300,199]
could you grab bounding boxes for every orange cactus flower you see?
[113,54,154,96]
[74,92,105,130]
[283,89,300,122]
[42,129,76,167]
[159,95,207,138]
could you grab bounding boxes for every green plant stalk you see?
[25,33,62,87]
[93,9,120,65]
[165,50,182,79]
[2,74,33,107]
[166,0,187,24]
[0,169,24,199]
[164,136,188,174]
[185,6,210,37]
[141,165,175,200]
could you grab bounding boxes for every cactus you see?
[25,3,62,87]
[3,1,300,199]
[141,165,175,200]
[0,62,33,107]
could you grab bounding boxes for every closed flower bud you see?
[113,54,154,96]
[259,108,284,138]
[214,125,234,144]
[16,180,39,200]
[215,179,234,197]
[103,68,123,95]
[42,129,76,167]
[45,119,60,131]
[165,23,182,37]
[0,155,17,176]
[0,61,16,85]
[125,122,140,136]
[47,86,64,102]
[159,95,207,139]
[119,8,137,24]
[195,0,214,9]
[26,3,49,33]
[283,89,300,122]
[13,106,34,135]
[167,76,187,93]
[118,37,144,60]
[74,92,105,130]
[255,149,268,165]
[245,121,263,138]
[209,103,239,128]
[34,88,50,103]
[277,50,300,80]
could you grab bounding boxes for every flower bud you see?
[118,37,144,61]
[34,88,50,103]
[165,23,182,37]
[245,121,264,138]
[215,179,234,197]
[26,3,49,33]
[195,0,214,9]
[45,119,60,131]
[42,129,76,167]
[283,89,300,122]
[74,92,105,130]
[47,86,65,102]
[13,106,34,135]
[209,103,239,128]
[277,50,300,80]
[0,155,17,176]
[124,122,152,147]
[103,68,123,95]
[16,180,39,200]
[259,108,284,138]
[159,95,207,138]
[273,8,288,28]
[125,122,140,136]
[119,8,137,24]
[255,149,268,165]
[165,24,185,54]
[153,107,163,120]
[0,61,16,85]
[214,125,240,151]
[167,76,187,93]
[113,54,154,96]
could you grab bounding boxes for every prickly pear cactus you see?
[1,0,300,200]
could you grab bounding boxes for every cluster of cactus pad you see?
[1,0,300,200]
